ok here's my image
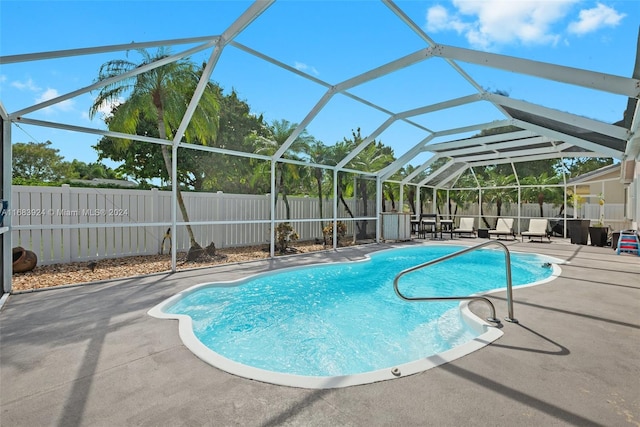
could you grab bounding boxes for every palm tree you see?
[304,138,331,241]
[346,131,395,239]
[327,140,359,225]
[448,171,477,221]
[254,119,312,219]
[479,169,517,227]
[89,48,220,251]
[521,172,562,217]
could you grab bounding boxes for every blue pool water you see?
[158,246,557,384]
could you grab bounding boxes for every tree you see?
[521,172,562,217]
[68,159,120,180]
[197,89,269,193]
[563,158,613,178]
[12,141,70,183]
[327,138,359,231]
[90,48,220,251]
[304,138,331,241]
[478,168,517,228]
[93,109,168,186]
[399,165,417,214]
[253,119,312,219]
[344,129,395,239]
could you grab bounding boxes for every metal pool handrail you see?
[393,240,518,324]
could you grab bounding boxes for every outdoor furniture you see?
[453,217,476,238]
[420,213,438,239]
[439,218,454,239]
[410,216,421,235]
[521,219,551,242]
[488,218,516,240]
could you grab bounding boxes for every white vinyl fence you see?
[8,185,373,265]
[9,185,625,265]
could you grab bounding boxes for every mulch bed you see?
[10,241,339,292]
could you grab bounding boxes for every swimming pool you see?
[149,245,562,388]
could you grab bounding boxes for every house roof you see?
[567,163,621,185]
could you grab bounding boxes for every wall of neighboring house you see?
[569,161,639,231]
[631,161,640,228]
[573,168,625,204]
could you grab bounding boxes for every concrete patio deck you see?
[1,239,639,426]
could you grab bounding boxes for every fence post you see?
[61,184,72,263]
[151,188,161,254]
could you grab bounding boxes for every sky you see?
[0,0,637,174]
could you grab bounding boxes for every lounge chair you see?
[488,218,515,240]
[453,217,476,238]
[521,219,551,242]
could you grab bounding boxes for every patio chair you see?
[439,215,454,240]
[419,213,438,239]
[488,218,516,240]
[521,219,551,242]
[453,217,476,238]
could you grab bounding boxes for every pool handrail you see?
[393,240,518,324]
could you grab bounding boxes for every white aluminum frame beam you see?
[434,44,640,98]
[345,93,482,175]
[15,117,274,161]
[427,119,512,140]
[426,130,538,152]
[451,143,572,163]
[272,89,336,160]
[231,41,331,89]
[0,36,221,65]
[1,110,11,292]
[383,0,490,96]
[379,134,435,181]
[15,117,173,146]
[335,116,397,169]
[513,119,624,159]
[333,48,435,93]
[401,155,440,184]
[487,93,630,141]
[382,0,437,46]
[273,47,437,161]
[172,45,224,146]
[624,101,640,159]
[468,151,606,167]
[0,102,8,120]
[171,0,273,146]
[397,93,483,120]
[436,136,559,158]
[230,42,434,136]
[418,159,456,186]
[8,41,219,119]
[436,165,469,189]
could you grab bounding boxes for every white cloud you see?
[12,78,41,92]
[425,0,579,49]
[568,3,625,35]
[35,88,75,113]
[91,96,123,120]
[426,4,469,34]
[294,61,319,76]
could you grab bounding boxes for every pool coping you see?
[147,245,564,389]
[149,294,505,389]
